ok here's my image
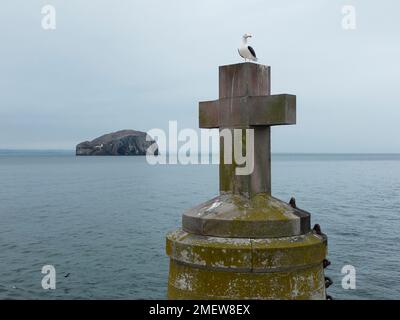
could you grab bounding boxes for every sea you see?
[0,151,399,299]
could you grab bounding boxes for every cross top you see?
[199,62,296,197]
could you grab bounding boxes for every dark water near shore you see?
[0,152,399,299]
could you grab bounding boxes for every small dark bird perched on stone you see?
[313,224,322,235]
[323,259,331,269]
[326,295,333,300]
[64,273,70,278]
[289,197,297,208]
[325,276,333,288]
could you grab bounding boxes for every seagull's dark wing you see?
[248,46,257,58]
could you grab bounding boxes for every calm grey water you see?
[0,152,399,299]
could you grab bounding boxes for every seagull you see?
[238,33,257,62]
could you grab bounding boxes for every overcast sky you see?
[0,0,399,152]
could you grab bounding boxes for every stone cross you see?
[168,63,327,300]
[199,62,296,198]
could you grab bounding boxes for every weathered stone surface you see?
[168,251,326,299]
[167,229,326,272]
[76,130,158,156]
[166,229,253,271]
[199,64,296,197]
[182,193,310,238]
[219,63,270,99]
[199,95,296,128]
[167,227,327,299]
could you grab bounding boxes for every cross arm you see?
[199,94,296,128]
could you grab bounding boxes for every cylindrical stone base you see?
[166,229,327,300]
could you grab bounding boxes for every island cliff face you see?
[76,130,158,156]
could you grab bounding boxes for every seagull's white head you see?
[243,33,252,39]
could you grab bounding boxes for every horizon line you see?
[0,149,400,155]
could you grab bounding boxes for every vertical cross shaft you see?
[219,63,271,197]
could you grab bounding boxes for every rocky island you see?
[76,130,158,156]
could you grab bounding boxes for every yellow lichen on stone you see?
[167,229,327,272]
[168,259,326,300]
